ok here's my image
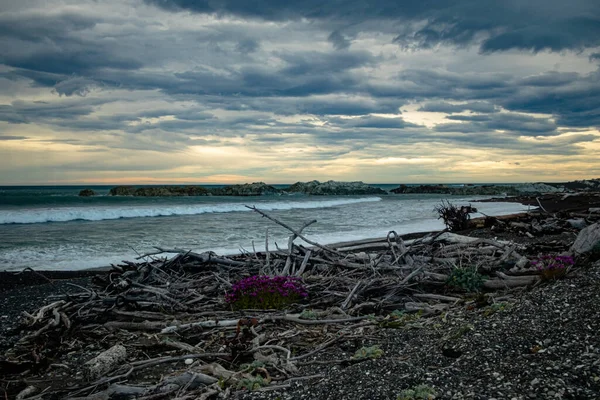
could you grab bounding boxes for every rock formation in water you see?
[390,184,516,196]
[108,185,210,196]
[210,182,280,196]
[78,189,97,197]
[286,180,387,195]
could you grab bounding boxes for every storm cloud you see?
[0,0,598,184]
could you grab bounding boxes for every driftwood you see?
[84,344,127,380]
[2,204,594,399]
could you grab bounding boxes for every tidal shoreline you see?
[2,192,599,399]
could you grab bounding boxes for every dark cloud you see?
[328,30,352,50]
[0,135,28,140]
[0,100,96,124]
[441,113,559,136]
[146,0,600,53]
[328,115,418,129]
[480,17,600,53]
[236,38,260,54]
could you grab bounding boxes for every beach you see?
[1,190,600,399]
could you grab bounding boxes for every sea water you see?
[0,185,528,271]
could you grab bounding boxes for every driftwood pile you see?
[2,205,599,400]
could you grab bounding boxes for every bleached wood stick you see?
[141,248,245,267]
[246,206,342,256]
[341,281,362,310]
[413,293,461,302]
[296,249,312,276]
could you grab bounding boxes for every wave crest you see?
[0,197,382,224]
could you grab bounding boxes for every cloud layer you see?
[0,0,599,184]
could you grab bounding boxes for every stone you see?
[570,222,600,255]
[566,219,587,230]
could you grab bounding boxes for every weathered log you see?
[83,344,127,381]
[413,293,461,303]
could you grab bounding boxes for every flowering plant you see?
[531,255,574,280]
[225,275,308,310]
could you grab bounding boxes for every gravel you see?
[240,261,600,400]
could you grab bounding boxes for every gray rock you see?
[210,182,280,196]
[513,183,564,194]
[566,219,587,230]
[570,222,600,255]
[286,180,386,195]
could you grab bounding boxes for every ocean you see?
[0,185,529,271]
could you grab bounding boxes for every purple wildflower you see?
[225,275,308,310]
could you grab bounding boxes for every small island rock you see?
[286,180,387,195]
[211,182,280,196]
[78,188,97,197]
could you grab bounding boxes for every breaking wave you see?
[0,197,382,224]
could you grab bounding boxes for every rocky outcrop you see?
[109,186,136,196]
[561,178,600,192]
[133,186,210,197]
[210,182,280,196]
[78,189,97,197]
[391,184,516,196]
[285,180,387,195]
[513,183,564,194]
[108,185,210,196]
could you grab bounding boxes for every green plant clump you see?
[397,384,437,400]
[447,267,485,292]
[299,309,318,320]
[225,275,308,310]
[238,375,266,391]
[352,345,384,360]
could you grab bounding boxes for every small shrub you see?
[380,310,422,329]
[238,375,266,391]
[398,384,436,400]
[225,275,308,310]
[434,200,477,232]
[352,345,384,360]
[299,309,318,320]
[483,302,508,317]
[447,267,485,292]
[532,254,574,280]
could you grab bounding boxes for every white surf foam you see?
[0,197,382,225]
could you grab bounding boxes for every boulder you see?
[78,188,96,197]
[286,180,387,195]
[210,182,280,196]
[570,222,600,255]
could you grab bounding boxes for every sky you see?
[1,0,600,185]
